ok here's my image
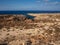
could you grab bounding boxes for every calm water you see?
[0,11,60,14]
[0,11,60,19]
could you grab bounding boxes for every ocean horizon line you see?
[0,11,60,14]
[0,10,60,11]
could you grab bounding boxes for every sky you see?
[0,0,60,11]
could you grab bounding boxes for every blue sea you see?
[0,11,60,19]
[0,11,60,14]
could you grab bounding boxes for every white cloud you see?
[36,0,49,3]
[36,0,60,5]
[45,0,49,2]
[50,1,60,4]
[45,1,60,5]
[36,0,41,3]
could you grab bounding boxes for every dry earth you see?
[0,14,60,45]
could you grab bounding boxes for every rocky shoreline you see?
[0,14,60,45]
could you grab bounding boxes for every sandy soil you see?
[0,14,60,45]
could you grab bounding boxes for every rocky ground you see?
[0,14,60,45]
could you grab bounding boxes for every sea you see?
[0,11,60,19]
[0,11,60,14]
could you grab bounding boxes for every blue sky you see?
[0,0,60,11]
